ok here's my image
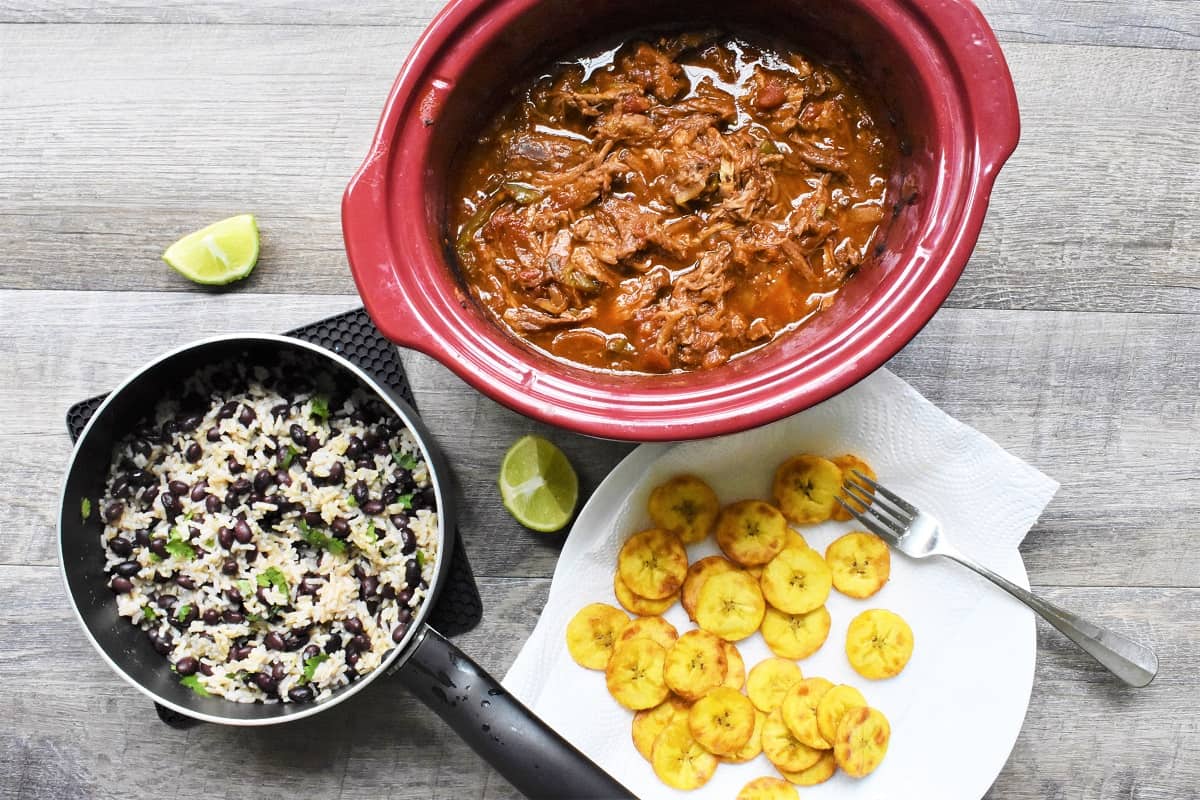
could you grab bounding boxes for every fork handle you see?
[942,549,1158,687]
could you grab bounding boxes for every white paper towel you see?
[504,368,1058,800]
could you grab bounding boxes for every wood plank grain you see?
[0,25,1197,312]
[2,290,1198,590]
[0,566,1192,800]
[0,0,1196,51]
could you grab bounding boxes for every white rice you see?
[96,360,438,704]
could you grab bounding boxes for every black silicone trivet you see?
[65,307,484,638]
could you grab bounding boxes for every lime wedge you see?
[162,214,260,285]
[499,435,579,533]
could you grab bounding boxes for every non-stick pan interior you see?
[59,335,452,723]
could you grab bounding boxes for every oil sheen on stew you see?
[450,31,898,374]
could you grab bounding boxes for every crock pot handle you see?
[920,0,1021,178]
[394,626,636,800]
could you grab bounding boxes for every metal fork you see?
[837,471,1158,688]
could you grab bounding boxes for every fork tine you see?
[851,470,919,516]
[845,473,916,527]
[835,497,900,543]
[842,483,907,537]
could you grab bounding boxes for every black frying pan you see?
[58,334,633,800]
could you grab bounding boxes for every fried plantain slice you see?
[652,715,718,790]
[688,686,757,756]
[816,684,868,745]
[632,695,691,761]
[649,474,720,544]
[772,455,842,525]
[716,500,788,566]
[618,528,689,600]
[681,555,738,621]
[825,531,891,599]
[831,454,876,522]
[605,637,670,710]
[664,629,729,701]
[723,641,746,690]
[695,570,766,641]
[737,776,800,800]
[762,708,823,772]
[613,570,679,616]
[781,677,835,749]
[845,609,914,680]
[619,615,679,651]
[761,546,833,614]
[777,750,837,786]
[565,603,630,670]
[746,657,804,713]
[723,709,767,763]
[784,528,810,552]
[834,706,891,778]
[760,605,832,660]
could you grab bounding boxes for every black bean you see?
[288,686,315,703]
[159,492,180,519]
[112,561,140,578]
[108,536,133,557]
[275,470,293,488]
[233,519,253,544]
[372,440,390,456]
[397,588,413,606]
[324,634,343,654]
[298,577,320,596]
[405,558,421,588]
[415,486,437,510]
[189,481,208,502]
[206,426,223,442]
[133,440,153,458]
[185,442,202,463]
[283,632,305,651]
[398,527,416,556]
[245,548,258,564]
[155,593,177,611]
[226,455,245,475]
[154,570,174,584]
[217,526,234,550]
[199,662,214,677]
[150,631,174,656]
[306,434,321,454]
[228,646,251,662]
[343,617,363,635]
[256,587,272,607]
[362,499,385,516]
[237,405,256,426]
[134,530,151,547]
[168,480,188,496]
[393,469,415,493]
[111,476,130,498]
[139,485,158,505]
[365,598,381,616]
[264,632,285,651]
[380,583,396,601]
[205,495,222,514]
[391,623,410,643]
[303,510,323,528]
[110,576,134,594]
[302,644,321,661]
[98,501,122,524]
[231,477,252,496]
[202,609,220,625]
[217,400,238,419]
[355,457,374,471]
[253,469,273,493]
[248,492,265,507]
[330,517,350,539]
[397,607,413,624]
[174,656,198,677]
[253,673,279,694]
[326,461,345,485]
[345,650,361,669]
[290,424,307,445]
[160,421,178,443]
[223,610,245,625]
[222,559,239,576]
[360,575,379,599]
[149,537,168,559]
[346,436,364,458]
[175,574,196,590]
[363,429,380,450]
[270,403,289,418]
[350,634,371,653]
[350,482,368,507]
[381,484,399,506]
[226,587,242,604]
[174,605,198,627]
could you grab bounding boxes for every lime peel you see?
[162,214,260,285]
[499,435,578,533]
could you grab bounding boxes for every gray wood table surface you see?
[1,1,1197,798]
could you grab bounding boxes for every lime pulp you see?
[161,214,260,285]
[498,435,579,533]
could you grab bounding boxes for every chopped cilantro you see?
[174,603,192,622]
[257,566,289,597]
[245,613,263,624]
[182,509,194,522]
[302,654,329,683]
[364,521,377,544]
[393,450,419,470]
[81,498,92,521]
[327,537,347,556]
[395,493,414,510]
[142,606,158,622]
[415,550,425,568]
[237,579,254,597]
[148,553,162,563]
[164,529,196,560]
[179,674,210,697]
[297,518,347,556]
[345,495,357,507]
[281,445,299,469]
[310,394,330,421]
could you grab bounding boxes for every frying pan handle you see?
[394,626,634,800]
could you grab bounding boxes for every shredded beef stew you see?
[450,31,897,373]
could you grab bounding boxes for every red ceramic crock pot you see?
[342,0,1018,441]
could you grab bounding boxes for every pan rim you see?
[57,332,452,726]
